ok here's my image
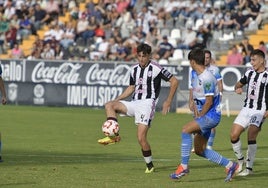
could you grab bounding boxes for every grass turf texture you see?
[0,105,267,188]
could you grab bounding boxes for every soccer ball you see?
[102,120,120,137]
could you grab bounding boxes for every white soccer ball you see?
[102,120,120,137]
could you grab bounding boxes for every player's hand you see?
[2,97,6,105]
[235,88,243,95]
[189,101,195,112]
[264,111,268,118]
[162,101,170,115]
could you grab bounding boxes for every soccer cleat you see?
[170,165,189,180]
[237,168,253,176]
[0,156,2,162]
[237,158,244,173]
[145,167,155,174]
[225,162,239,182]
[191,148,195,153]
[98,135,121,145]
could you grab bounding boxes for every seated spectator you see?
[43,24,56,43]
[227,45,243,66]
[45,0,60,21]
[90,36,109,60]
[144,27,161,52]
[233,8,251,32]
[4,0,15,20]
[115,39,128,61]
[75,12,89,43]
[5,24,17,49]
[153,35,174,60]
[123,38,138,61]
[16,3,30,20]
[241,36,254,64]
[52,24,64,42]
[54,43,64,60]
[177,26,197,50]
[107,37,119,61]
[41,43,55,60]
[18,14,32,40]
[9,14,20,31]
[60,22,75,49]
[258,41,267,57]
[33,3,50,31]
[247,0,263,28]
[218,10,236,31]
[10,43,24,59]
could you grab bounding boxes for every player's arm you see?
[218,79,223,101]
[189,88,194,111]
[115,85,135,101]
[188,88,198,117]
[0,76,7,105]
[162,76,178,115]
[197,95,213,117]
[234,81,244,95]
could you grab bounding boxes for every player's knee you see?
[230,132,239,142]
[194,148,205,156]
[105,101,116,110]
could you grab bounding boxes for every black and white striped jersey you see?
[130,60,173,100]
[240,68,268,111]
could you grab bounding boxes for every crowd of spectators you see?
[0,0,267,63]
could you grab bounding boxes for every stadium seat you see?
[168,38,177,48]
[170,28,181,40]
[193,18,204,31]
[160,28,170,37]
[159,59,169,64]
[168,49,184,64]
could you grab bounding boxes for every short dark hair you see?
[188,48,205,65]
[250,49,265,59]
[204,49,212,58]
[137,43,152,55]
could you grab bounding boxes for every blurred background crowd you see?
[0,0,267,66]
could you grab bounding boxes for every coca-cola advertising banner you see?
[0,59,248,111]
[0,60,183,111]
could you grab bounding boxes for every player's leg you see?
[230,109,248,172]
[135,99,156,173]
[207,128,216,149]
[194,133,239,182]
[238,124,261,176]
[0,132,2,162]
[137,124,154,173]
[170,120,199,179]
[98,101,128,145]
[230,123,245,172]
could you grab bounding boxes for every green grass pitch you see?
[0,105,267,188]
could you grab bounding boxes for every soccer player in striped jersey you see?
[0,65,7,162]
[170,48,238,182]
[230,49,268,176]
[98,43,179,173]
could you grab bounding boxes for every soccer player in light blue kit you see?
[191,50,223,152]
[204,50,223,149]
[170,48,238,182]
[0,65,7,162]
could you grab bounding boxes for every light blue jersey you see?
[191,69,221,137]
[206,64,222,81]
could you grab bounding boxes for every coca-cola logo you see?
[32,62,82,84]
[85,63,130,86]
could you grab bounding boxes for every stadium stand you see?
[0,0,267,65]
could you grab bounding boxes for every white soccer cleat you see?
[237,159,244,173]
[237,168,253,176]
